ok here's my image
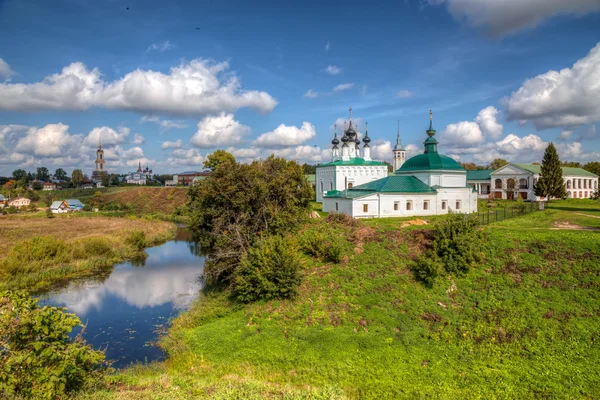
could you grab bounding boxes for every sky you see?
[0,0,599,176]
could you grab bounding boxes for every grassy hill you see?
[101,187,188,215]
[81,200,600,399]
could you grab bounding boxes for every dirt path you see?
[574,212,600,219]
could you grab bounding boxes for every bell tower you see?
[92,135,108,180]
[392,120,406,171]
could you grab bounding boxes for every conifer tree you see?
[534,143,567,199]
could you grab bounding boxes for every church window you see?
[320,182,324,193]
[423,201,429,210]
[442,201,447,210]
[494,179,502,189]
[335,202,338,211]
[330,182,333,191]
[348,183,353,189]
[363,204,368,213]
[406,201,412,211]
[100,154,103,159]
[394,202,399,211]
[455,201,461,210]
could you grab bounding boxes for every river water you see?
[39,230,205,369]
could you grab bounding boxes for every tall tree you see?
[561,161,582,168]
[487,158,508,171]
[12,169,27,181]
[534,143,567,199]
[71,169,84,187]
[101,174,110,187]
[583,161,600,176]
[36,167,50,182]
[203,150,235,171]
[54,168,67,180]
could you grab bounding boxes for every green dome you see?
[398,152,464,172]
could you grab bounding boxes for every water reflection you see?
[40,235,204,368]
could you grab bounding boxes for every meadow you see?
[72,199,600,399]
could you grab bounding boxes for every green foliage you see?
[412,212,482,284]
[10,236,71,265]
[45,208,54,219]
[300,230,343,263]
[233,236,302,303]
[71,169,84,187]
[583,161,600,176]
[54,168,67,180]
[36,167,50,182]
[31,181,43,191]
[534,143,567,199]
[81,237,113,257]
[0,291,109,399]
[12,169,27,181]
[125,230,146,250]
[100,173,110,187]
[487,158,508,170]
[203,149,235,171]
[189,155,313,285]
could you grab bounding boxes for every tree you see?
[32,181,43,191]
[101,173,110,187]
[384,162,394,172]
[561,161,582,168]
[12,169,27,181]
[71,169,84,187]
[301,163,318,174]
[55,168,68,180]
[487,158,508,171]
[36,167,50,182]
[189,155,313,285]
[583,161,600,177]
[534,143,567,199]
[3,179,16,190]
[203,149,235,170]
[110,174,122,186]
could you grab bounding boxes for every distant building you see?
[82,180,94,189]
[173,171,210,186]
[466,170,494,199]
[8,196,31,208]
[50,200,69,213]
[91,138,109,181]
[125,161,153,185]
[43,182,57,191]
[0,194,7,208]
[65,199,84,211]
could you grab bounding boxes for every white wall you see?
[316,165,388,202]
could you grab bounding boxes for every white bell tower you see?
[392,120,406,171]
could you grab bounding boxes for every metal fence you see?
[478,201,547,225]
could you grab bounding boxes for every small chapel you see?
[318,109,478,218]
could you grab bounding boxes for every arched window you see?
[507,179,516,189]
[424,201,429,210]
[519,178,528,189]
[442,201,447,210]
[455,201,461,210]
[406,201,412,211]
[320,182,323,193]
[347,182,353,189]
[330,182,333,191]
[566,180,571,189]
[495,179,502,189]
[584,180,587,189]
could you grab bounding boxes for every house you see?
[490,163,599,200]
[50,200,69,213]
[173,171,210,186]
[0,194,7,208]
[43,182,57,191]
[125,161,154,185]
[322,111,478,218]
[466,170,494,199]
[65,199,84,211]
[8,196,31,208]
[82,180,94,189]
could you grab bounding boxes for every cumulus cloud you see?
[369,139,393,162]
[83,126,130,147]
[161,139,183,150]
[141,115,188,132]
[559,129,573,140]
[225,146,262,159]
[0,58,15,80]
[324,65,342,75]
[333,83,354,92]
[253,122,316,148]
[167,148,204,166]
[270,145,329,163]
[504,42,600,129]
[15,123,81,157]
[397,90,413,98]
[133,133,145,145]
[146,40,174,53]
[190,112,250,148]
[475,106,503,138]
[0,59,277,116]
[427,0,600,36]
[440,121,484,148]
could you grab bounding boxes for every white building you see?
[466,170,494,199]
[321,111,478,218]
[392,121,406,171]
[490,163,599,200]
[125,161,153,185]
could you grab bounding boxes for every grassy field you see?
[0,215,176,292]
[76,200,600,399]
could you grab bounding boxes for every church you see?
[318,110,477,218]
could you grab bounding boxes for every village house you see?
[43,182,57,191]
[50,200,69,213]
[8,196,31,208]
[0,194,7,208]
[466,170,494,199]
[65,199,85,211]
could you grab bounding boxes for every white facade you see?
[316,165,388,203]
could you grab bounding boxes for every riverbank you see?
[75,200,600,399]
[0,215,176,292]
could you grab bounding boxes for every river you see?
[39,229,205,369]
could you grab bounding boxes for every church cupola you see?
[424,110,438,154]
[392,120,406,171]
[362,121,371,161]
[331,124,341,160]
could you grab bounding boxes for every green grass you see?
[78,201,600,399]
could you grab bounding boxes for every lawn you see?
[78,200,600,399]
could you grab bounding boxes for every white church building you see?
[318,110,478,218]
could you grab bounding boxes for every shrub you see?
[10,236,70,264]
[411,255,443,287]
[326,212,358,227]
[233,236,302,303]
[45,208,54,219]
[125,230,146,250]
[0,291,110,399]
[82,237,113,257]
[300,230,343,263]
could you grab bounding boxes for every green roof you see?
[466,170,494,181]
[324,176,435,198]
[397,153,464,172]
[512,163,598,177]
[318,157,387,167]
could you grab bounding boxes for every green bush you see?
[411,255,443,287]
[125,230,146,250]
[300,230,343,263]
[11,236,70,264]
[82,237,113,257]
[45,208,54,219]
[0,291,110,399]
[233,236,303,303]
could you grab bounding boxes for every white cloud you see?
[225,146,262,160]
[0,58,15,80]
[333,83,354,92]
[83,126,130,147]
[304,89,319,99]
[427,0,600,36]
[369,139,393,162]
[140,115,188,131]
[167,148,204,166]
[330,117,364,133]
[397,90,413,98]
[324,65,342,75]
[325,41,331,52]
[0,59,278,116]
[103,145,145,161]
[190,112,250,148]
[560,129,573,140]
[475,106,503,138]
[504,42,600,129]
[161,139,183,150]
[133,133,145,145]
[253,122,316,148]
[146,40,174,53]
[440,121,484,147]
[15,123,81,157]
[270,145,329,163]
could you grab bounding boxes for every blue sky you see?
[0,0,599,175]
